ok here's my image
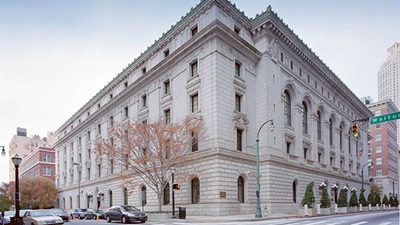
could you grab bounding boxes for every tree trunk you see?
[157,193,162,212]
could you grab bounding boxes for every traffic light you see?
[352,123,359,138]
[173,183,180,190]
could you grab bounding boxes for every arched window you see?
[141,186,147,206]
[124,188,128,205]
[339,124,343,150]
[237,177,244,203]
[348,128,352,154]
[284,91,292,126]
[329,118,333,146]
[109,190,113,207]
[57,198,60,208]
[69,196,72,209]
[191,178,200,204]
[317,111,322,140]
[302,101,308,134]
[292,180,297,203]
[163,182,170,205]
[63,197,66,209]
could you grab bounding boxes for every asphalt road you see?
[65,210,399,225]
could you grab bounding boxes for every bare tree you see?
[94,116,204,212]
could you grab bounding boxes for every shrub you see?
[301,182,315,208]
[320,187,331,208]
[367,193,374,205]
[337,189,348,207]
[382,195,389,206]
[349,190,358,207]
[374,193,381,206]
[389,195,394,206]
[359,191,367,206]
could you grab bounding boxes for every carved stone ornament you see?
[69,168,74,175]
[233,112,249,130]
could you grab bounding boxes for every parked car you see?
[105,205,147,224]
[70,208,83,219]
[50,208,69,221]
[0,211,14,225]
[93,209,105,219]
[79,209,95,220]
[21,210,64,225]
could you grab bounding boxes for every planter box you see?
[147,212,171,220]
[348,207,358,213]
[298,208,317,217]
[320,208,331,215]
[362,206,368,212]
[337,207,348,214]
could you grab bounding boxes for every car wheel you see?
[106,216,111,223]
[141,221,146,223]
[121,216,127,224]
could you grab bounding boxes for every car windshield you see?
[31,210,55,217]
[5,211,14,216]
[94,210,104,213]
[51,209,66,213]
[121,206,139,211]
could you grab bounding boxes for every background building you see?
[19,146,56,181]
[54,0,372,215]
[367,99,399,197]
[8,127,55,182]
[378,42,400,142]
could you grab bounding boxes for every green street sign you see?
[370,111,400,125]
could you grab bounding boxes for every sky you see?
[0,0,399,183]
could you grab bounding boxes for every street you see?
[65,210,399,225]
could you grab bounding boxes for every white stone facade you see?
[53,0,372,216]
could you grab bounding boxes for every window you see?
[339,125,343,150]
[236,129,243,151]
[163,183,170,205]
[43,167,51,176]
[109,190,113,207]
[375,133,382,141]
[110,159,114,174]
[280,52,284,62]
[286,142,291,154]
[237,177,244,203]
[234,26,240,35]
[318,152,322,163]
[284,91,291,126]
[164,109,171,124]
[98,103,101,109]
[124,106,129,119]
[164,80,170,95]
[98,164,101,178]
[235,94,241,112]
[190,61,198,77]
[141,186,147,206]
[110,94,113,99]
[290,61,293,70]
[376,169,382,176]
[191,178,200,204]
[43,154,51,162]
[302,102,308,134]
[292,180,297,203]
[124,188,129,205]
[348,128,352,154]
[375,145,382,153]
[329,118,333,146]
[87,131,91,142]
[304,148,308,159]
[124,81,128,88]
[317,111,322,140]
[78,137,82,147]
[142,95,147,108]
[235,61,241,77]
[376,123,381,129]
[191,93,199,113]
[164,49,169,58]
[191,132,198,152]
[191,25,198,36]
[109,116,114,127]
[142,67,146,74]
[376,157,382,165]
[299,68,302,77]
[97,124,101,135]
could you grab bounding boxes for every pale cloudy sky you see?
[0,0,399,183]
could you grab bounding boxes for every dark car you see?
[105,205,147,224]
[79,209,95,220]
[51,208,69,221]
[70,208,83,219]
[93,209,105,219]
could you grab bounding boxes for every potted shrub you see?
[320,185,331,215]
[337,186,348,213]
[299,182,316,216]
[348,188,359,213]
[382,194,389,209]
[359,191,368,211]
[375,193,381,210]
[367,192,374,210]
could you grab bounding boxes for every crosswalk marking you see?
[350,222,368,225]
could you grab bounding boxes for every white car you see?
[22,210,64,225]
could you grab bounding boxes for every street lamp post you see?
[1,146,5,156]
[393,177,398,197]
[361,162,373,191]
[171,167,176,219]
[73,163,81,208]
[11,154,22,225]
[255,119,274,218]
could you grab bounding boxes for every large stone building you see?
[378,42,400,142]
[367,100,399,197]
[54,0,372,215]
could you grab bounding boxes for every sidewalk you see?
[149,212,298,223]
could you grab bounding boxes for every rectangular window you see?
[290,61,293,70]
[43,154,51,162]
[299,68,302,77]
[235,61,241,77]
[236,129,243,151]
[110,93,113,99]
[124,81,128,88]
[234,25,240,34]
[304,148,308,159]
[97,124,101,135]
[142,95,147,108]
[164,80,170,95]
[87,131,91,142]
[191,61,198,77]
[376,157,382,165]
[235,94,241,112]
[375,123,381,129]
[376,169,382,176]
[191,93,199,113]
[43,167,51,176]
[142,67,146,74]
[78,137,82,147]
[375,133,382,141]
[165,109,171,124]
[286,142,291,154]
[280,52,284,62]
[191,132,198,152]
[375,145,382,153]
[191,25,198,36]
[164,49,169,58]
[318,152,322,163]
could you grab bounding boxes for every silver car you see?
[22,210,64,225]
